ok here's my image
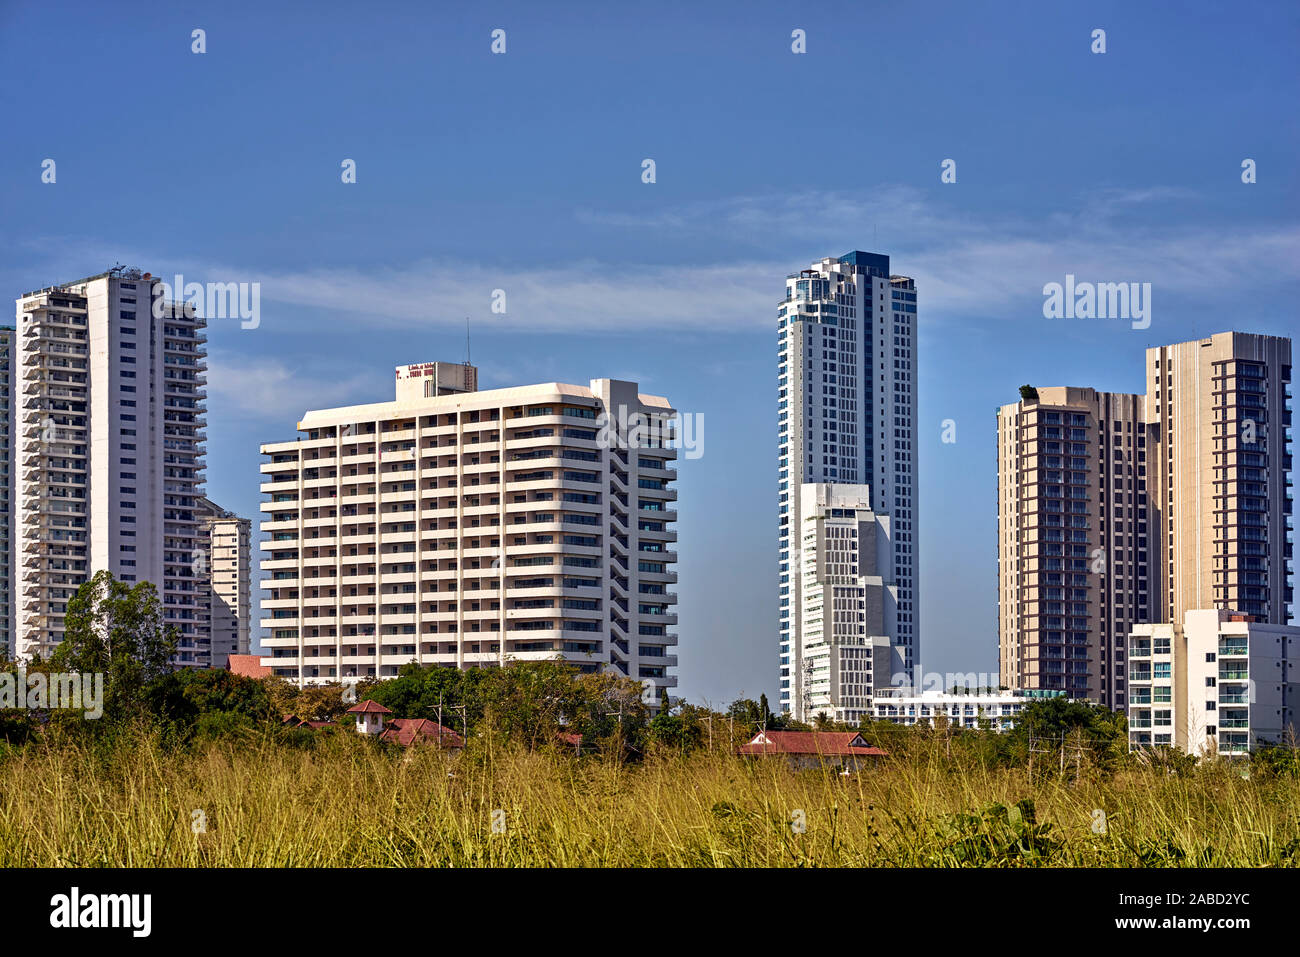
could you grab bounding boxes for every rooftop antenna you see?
[465,316,471,367]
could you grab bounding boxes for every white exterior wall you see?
[1130,610,1299,757]
[872,691,1045,731]
[258,367,679,695]
[798,483,894,724]
[778,252,917,721]
[14,270,209,665]
[199,498,251,669]
[0,328,13,657]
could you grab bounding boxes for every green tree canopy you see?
[50,570,178,723]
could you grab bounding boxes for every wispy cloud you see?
[241,188,1300,328]
[12,186,1299,336]
[205,351,375,423]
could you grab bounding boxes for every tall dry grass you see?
[0,733,1296,866]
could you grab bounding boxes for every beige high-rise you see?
[997,387,1151,706]
[1146,332,1293,626]
[999,331,1293,710]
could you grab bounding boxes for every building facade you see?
[779,251,917,720]
[1146,333,1293,626]
[872,689,1063,731]
[258,363,679,697]
[997,387,1151,709]
[998,332,1292,711]
[1129,609,1298,756]
[198,497,251,669]
[797,483,894,724]
[0,326,13,658]
[13,269,209,664]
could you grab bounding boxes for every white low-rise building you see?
[871,689,1062,731]
[1129,609,1299,757]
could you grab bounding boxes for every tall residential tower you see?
[778,252,918,720]
[13,268,209,664]
[997,387,1151,708]
[1146,332,1293,626]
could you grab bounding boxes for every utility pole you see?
[1027,731,1054,778]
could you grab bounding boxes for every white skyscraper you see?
[778,252,918,720]
[13,268,209,664]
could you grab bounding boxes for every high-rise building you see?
[257,362,679,696]
[12,268,209,664]
[1146,332,1294,625]
[998,332,1293,711]
[778,251,918,720]
[0,326,14,658]
[997,387,1151,708]
[796,483,895,724]
[1129,609,1298,756]
[198,497,251,669]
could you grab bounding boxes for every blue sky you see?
[1,0,1296,706]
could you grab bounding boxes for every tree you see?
[51,571,177,723]
[1011,696,1128,768]
[1019,384,1039,402]
[145,668,275,743]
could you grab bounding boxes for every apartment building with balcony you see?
[1129,609,1298,756]
[12,268,209,664]
[997,387,1151,708]
[779,251,918,720]
[198,497,251,669]
[257,362,679,697]
[1146,333,1294,626]
[797,483,894,724]
[0,327,13,657]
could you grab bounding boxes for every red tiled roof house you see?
[738,731,887,771]
[347,699,393,736]
[379,718,465,749]
[227,654,272,679]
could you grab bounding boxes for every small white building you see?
[1129,609,1299,757]
[871,689,1062,731]
[347,699,392,736]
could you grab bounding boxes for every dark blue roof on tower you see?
[837,251,891,278]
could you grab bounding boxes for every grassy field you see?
[1,733,1297,867]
